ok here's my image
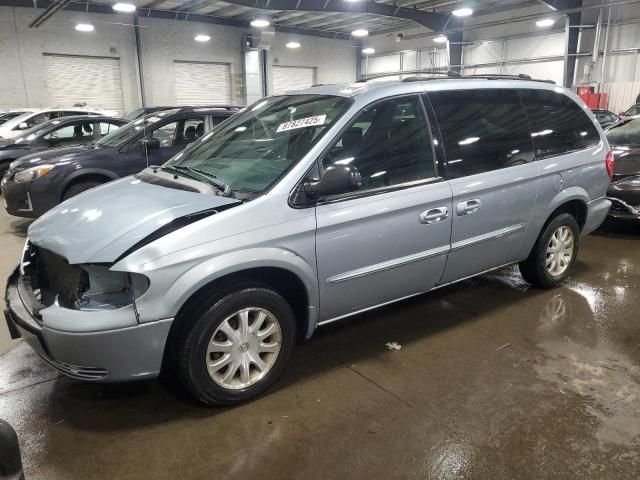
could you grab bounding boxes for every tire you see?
[176,287,296,406]
[0,160,12,183]
[519,213,580,288]
[62,181,103,201]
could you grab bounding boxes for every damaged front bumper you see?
[4,266,173,382]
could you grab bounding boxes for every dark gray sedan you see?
[0,115,126,178]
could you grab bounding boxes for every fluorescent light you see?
[112,3,136,12]
[458,136,480,145]
[452,7,473,17]
[351,29,369,37]
[194,34,210,42]
[362,47,375,54]
[536,18,555,27]
[251,18,270,28]
[433,35,448,43]
[75,23,94,32]
[286,41,301,49]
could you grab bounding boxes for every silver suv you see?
[4,76,613,405]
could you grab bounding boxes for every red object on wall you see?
[577,91,608,110]
[576,86,593,96]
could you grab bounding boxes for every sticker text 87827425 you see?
[276,115,327,133]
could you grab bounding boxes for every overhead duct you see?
[244,28,275,50]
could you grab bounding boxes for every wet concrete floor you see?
[1,206,639,479]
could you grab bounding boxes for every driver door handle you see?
[419,207,449,224]
[456,199,482,216]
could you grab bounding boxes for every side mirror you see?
[142,137,160,151]
[18,122,28,130]
[304,164,362,198]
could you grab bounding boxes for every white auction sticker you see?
[276,115,327,133]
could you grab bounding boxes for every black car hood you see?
[11,145,100,168]
[611,144,640,179]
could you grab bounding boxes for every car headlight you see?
[72,265,150,311]
[14,164,55,183]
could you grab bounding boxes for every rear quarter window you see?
[428,88,535,179]
[519,89,600,159]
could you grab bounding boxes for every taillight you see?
[605,150,615,181]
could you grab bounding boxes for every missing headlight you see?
[74,265,149,311]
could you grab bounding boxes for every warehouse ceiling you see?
[10,0,543,37]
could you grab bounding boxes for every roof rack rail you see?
[178,105,242,111]
[462,73,556,84]
[357,69,461,82]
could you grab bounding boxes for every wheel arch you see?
[59,168,118,201]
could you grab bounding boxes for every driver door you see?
[313,95,452,322]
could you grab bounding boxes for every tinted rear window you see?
[428,89,535,179]
[519,89,599,158]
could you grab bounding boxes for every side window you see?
[99,122,120,136]
[428,89,535,179]
[174,117,205,145]
[321,95,435,192]
[143,117,204,148]
[43,122,93,143]
[24,114,46,129]
[519,89,599,159]
[627,105,640,116]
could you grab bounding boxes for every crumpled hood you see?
[28,176,240,264]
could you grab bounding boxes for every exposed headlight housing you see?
[74,265,150,311]
[14,164,55,183]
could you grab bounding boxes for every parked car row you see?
[3,77,619,406]
[1,105,240,216]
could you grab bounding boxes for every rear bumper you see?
[4,266,173,382]
[606,196,640,220]
[582,197,612,235]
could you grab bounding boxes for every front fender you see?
[134,247,320,337]
[57,167,119,200]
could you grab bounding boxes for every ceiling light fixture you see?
[452,7,473,17]
[75,23,94,32]
[286,41,301,48]
[351,29,369,37]
[536,18,555,27]
[251,18,270,28]
[362,47,375,54]
[433,35,448,43]
[112,3,136,12]
[194,34,211,42]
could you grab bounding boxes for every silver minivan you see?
[5,77,613,405]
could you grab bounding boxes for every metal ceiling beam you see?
[173,0,213,12]
[27,0,71,27]
[218,0,454,31]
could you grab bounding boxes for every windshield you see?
[163,95,352,193]
[97,110,178,147]
[0,112,26,125]
[11,120,60,144]
[124,108,145,121]
[606,118,640,145]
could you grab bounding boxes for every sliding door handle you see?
[420,207,449,224]
[456,199,482,216]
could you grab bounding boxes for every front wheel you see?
[519,213,580,288]
[176,287,296,406]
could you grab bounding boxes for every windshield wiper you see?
[162,165,231,195]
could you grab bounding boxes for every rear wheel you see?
[176,287,296,406]
[62,181,103,201]
[519,213,580,288]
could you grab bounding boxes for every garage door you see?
[174,61,232,105]
[272,66,315,94]
[43,54,125,114]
